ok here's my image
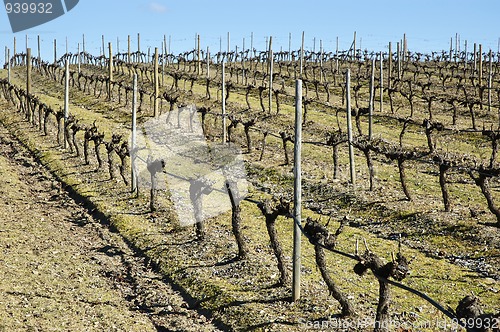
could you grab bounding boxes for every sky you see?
[0,0,499,62]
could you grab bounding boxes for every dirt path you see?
[0,124,222,331]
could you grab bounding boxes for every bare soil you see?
[0,122,223,331]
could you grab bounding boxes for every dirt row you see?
[0,120,222,331]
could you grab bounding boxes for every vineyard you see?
[0,39,499,331]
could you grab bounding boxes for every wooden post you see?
[64,58,69,149]
[161,41,165,86]
[77,43,81,73]
[131,74,138,193]
[197,34,201,75]
[37,35,41,63]
[154,47,159,117]
[26,48,32,121]
[319,39,323,82]
[353,31,356,60]
[222,61,227,143]
[369,58,375,140]
[380,51,383,113]
[346,69,355,187]
[13,36,16,65]
[82,34,86,63]
[268,36,273,114]
[397,42,401,79]
[479,44,483,84]
[137,33,141,53]
[65,36,68,55]
[473,43,477,72]
[488,49,492,112]
[300,31,305,77]
[388,42,392,89]
[108,42,113,101]
[127,35,131,63]
[288,32,292,61]
[7,48,10,83]
[227,31,230,54]
[207,46,210,79]
[101,35,105,57]
[53,39,57,64]
[292,79,302,302]
[403,33,407,61]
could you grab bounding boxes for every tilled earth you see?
[0,123,222,331]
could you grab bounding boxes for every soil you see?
[0,122,222,331]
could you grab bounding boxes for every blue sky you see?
[1,0,499,60]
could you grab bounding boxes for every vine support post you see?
[388,42,392,90]
[154,47,159,117]
[397,41,401,79]
[53,39,57,64]
[268,36,273,114]
[222,60,227,143]
[346,69,356,187]
[7,48,10,83]
[478,44,483,84]
[127,35,131,64]
[26,47,32,121]
[82,34,86,63]
[137,33,141,54]
[292,79,303,302]
[13,36,16,65]
[108,42,113,101]
[379,51,384,113]
[64,58,69,149]
[131,74,138,193]
[369,57,375,140]
[488,49,492,113]
[300,31,304,78]
[77,43,81,74]
[473,42,477,73]
[37,35,41,64]
[197,34,201,75]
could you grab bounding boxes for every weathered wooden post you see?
[369,58,375,140]
[137,33,141,53]
[131,74,138,193]
[488,49,492,113]
[37,35,41,63]
[222,60,227,143]
[473,42,477,72]
[82,34,86,64]
[197,34,201,75]
[7,48,10,83]
[479,44,483,84]
[300,31,305,77]
[268,36,273,114]
[397,41,401,79]
[77,43,81,73]
[353,31,357,60]
[388,42,392,89]
[101,35,105,57]
[346,69,356,187]
[53,39,57,64]
[64,58,69,149]
[154,47,159,117]
[127,35,131,63]
[26,47,32,121]
[108,42,113,101]
[380,51,384,113]
[292,79,302,302]
[207,46,210,79]
[13,36,16,65]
